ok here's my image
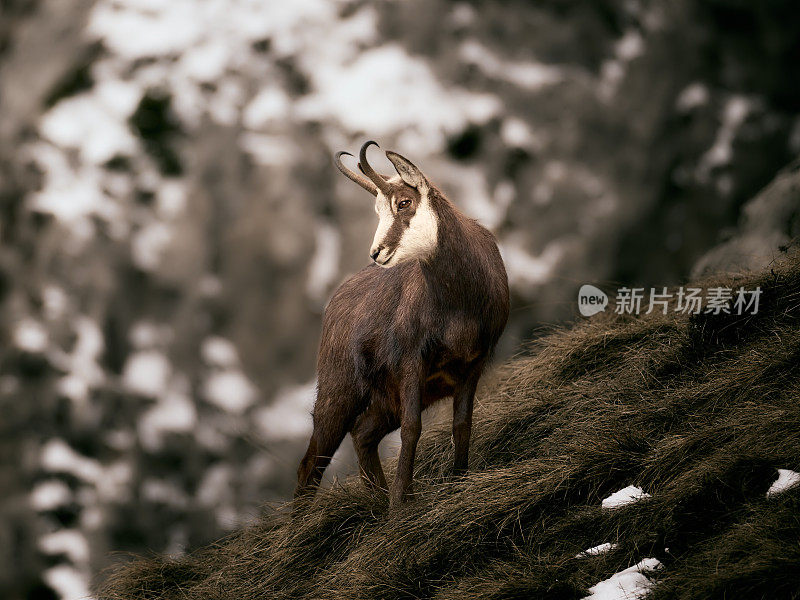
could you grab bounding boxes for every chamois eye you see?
[398,199,411,210]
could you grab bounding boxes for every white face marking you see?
[369,184,439,268]
[370,191,394,262]
[390,193,438,266]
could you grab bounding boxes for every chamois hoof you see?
[389,487,416,510]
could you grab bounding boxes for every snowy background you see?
[1,0,799,598]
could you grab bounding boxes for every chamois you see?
[295,141,509,507]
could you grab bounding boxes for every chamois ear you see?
[386,151,428,192]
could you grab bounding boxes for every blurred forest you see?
[0,0,798,598]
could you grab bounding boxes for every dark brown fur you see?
[296,170,509,507]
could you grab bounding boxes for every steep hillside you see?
[99,251,800,600]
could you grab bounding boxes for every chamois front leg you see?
[390,372,422,507]
[452,369,481,476]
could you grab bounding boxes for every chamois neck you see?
[420,192,488,308]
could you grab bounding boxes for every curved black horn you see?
[359,141,391,195]
[358,162,391,182]
[335,151,378,195]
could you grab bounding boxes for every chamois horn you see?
[335,151,378,196]
[358,140,392,196]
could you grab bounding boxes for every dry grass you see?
[98,252,800,600]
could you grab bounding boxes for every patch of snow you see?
[13,318,49,353]
[31,0,372,230]
[501,117,536,149]
[598,29,646,101]
[42,285,69,320]
[141,478,188,507]
[95,460,133,502]
[215,504,240,529]
[90,1,371,129]
[121,0,321,61]
[165,526,188,557]
[39,530,90,565]
[39,82,141,164]
[202,370,258,414]
[306,222,341,305]
[450,167,505,230]
[132,221,173,271]
[129,320,173,349]
[766,469,800,498]
[577,542,618,558]
[43,565,93,600]
[500,239,565,293]
[129,321,158,349]
[103,172,134,201]
[493,181,516,215]
[697,95,752,181]
[602,485,651,509]
[201,337,240,368]
[81,506,105,530]
[449,3,476,28]
[207,77,246,126]
[615,30,644,61]
[459,41,564,91]
[286,4,376,69]
[298,43,500,154]
[157,180,188,218]
[243,86,291,129]
[28,144,111,226]
[40,439,102,483]
[178,37,235,82]
[139,390,198,451]
[598,59,625,100]
[197,463,233,506]
[30,480,73,511]
[255,380,316,441]
[676,82,709,112]
[56,317,105,404]
[56,376,88,404]
[272,0,364,57]
[88,1,207,59]
[122,350,172,397]
[582,558,662,600]
[240,132,299,166]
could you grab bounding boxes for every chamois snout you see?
[370,245,385,263]
[370,243,397,267]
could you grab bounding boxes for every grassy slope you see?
[99,253,800,600]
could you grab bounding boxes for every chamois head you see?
[336,141,439,268]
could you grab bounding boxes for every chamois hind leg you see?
[295,390,357,501]
[351,400,398,492]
